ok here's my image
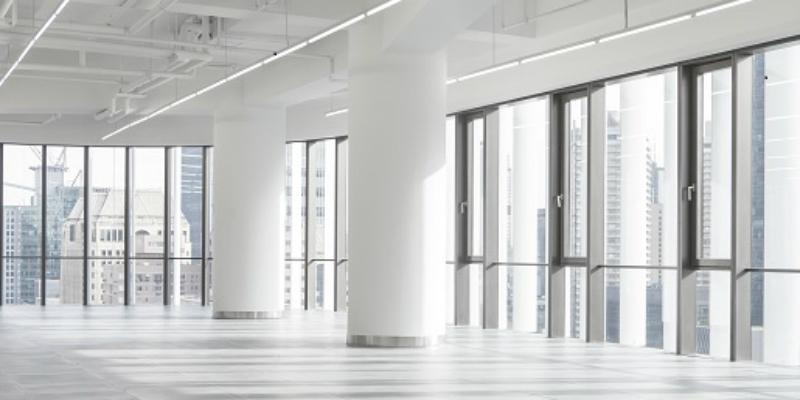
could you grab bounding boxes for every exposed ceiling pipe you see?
[128,0,178,35]
[9,63,198,79]
[0,114,61,126]
[0,31,213,61]
[14,72,125,85]
[122,58,190,93]
[98,58,207,122]
[0,18,126,34]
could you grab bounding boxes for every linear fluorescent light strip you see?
[598,14,692,43]
[325,108,349,117]
[458,61,520,82]
[695,0,752,17]
[448,0,755,85]
[103,0,403,141]
[367,0,402,16]
[0,0,70,88]
[309,15,365,44]
[521,41,597,64]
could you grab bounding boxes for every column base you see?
[213,311,282,320]
[346,334,444,348]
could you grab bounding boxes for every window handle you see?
[459,201,468,214]
[556,194,563,208]
[687,184,696,202]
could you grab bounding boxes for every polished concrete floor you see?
[1,307,799,399]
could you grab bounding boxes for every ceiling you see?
[0,0,793,141]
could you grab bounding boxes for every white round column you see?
[346,21,446,347]
[212,106,285,319]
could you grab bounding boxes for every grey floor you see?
[1,308,799,400]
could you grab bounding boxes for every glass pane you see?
[446,117,456,263]
[698,68,733,259]
[168,259,202,306]
[207,259,214,305]
[46,147,85,258]
[88,148,125,305]
[3,145,43,257]
[88,259,124,305]
[285,143,307,309]
[133,259,163,305]
[3,145,43,305]
[467,263,483,326]
[603,71,679,349]
[170,147,203,259]
[312,261,335,310]
[498,98,549,264]
[605,268,677,350]
[750,44,800,366]
[695,270,730,358]
[605,71,678,267]
[132,148,165,257]
[2,258,40,305]
[47,259,83,305]
[565,98,588,258]
[565,266,586,339]
[308,140,336,310]
[504,265,548,333]
[207,148,214,260]
[285,261,305,310]
[467,117,485,258]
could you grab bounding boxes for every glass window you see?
[695,270,730,359]
[88,148,126,305]
[750,43,800,366]
[131,148,165,306]
[566,266,586,340]
[3,145,43,305]
[308,140,336,310]
[285,143,307,309]
[498,98,550,332]
[467,117,485,258]
[698,68,733,260]
[167,147,204,305]
[603,70,679,350]
[46,147,86,305]
[565,97,588,258]
[132,148,165,258]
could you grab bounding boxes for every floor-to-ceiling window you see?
[695,65,733,359]
[750,42,800,366]
[284,138,348,311]
[88,147,126,306]
[603,70,679,351]
[2,145,43,305]
[46,147,85,305]
[497,98,549,333]
[131,148,166,306]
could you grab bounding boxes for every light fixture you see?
[0,0,71,88]
[521,41,597,64]
[695,0,752,17]
[457,61,520,82]
[449,0,757,84]
[309,15,365,44]
[325,108,349,117]
[103,0,404,141]
[367,0,402,16]
[598,14,692,43]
